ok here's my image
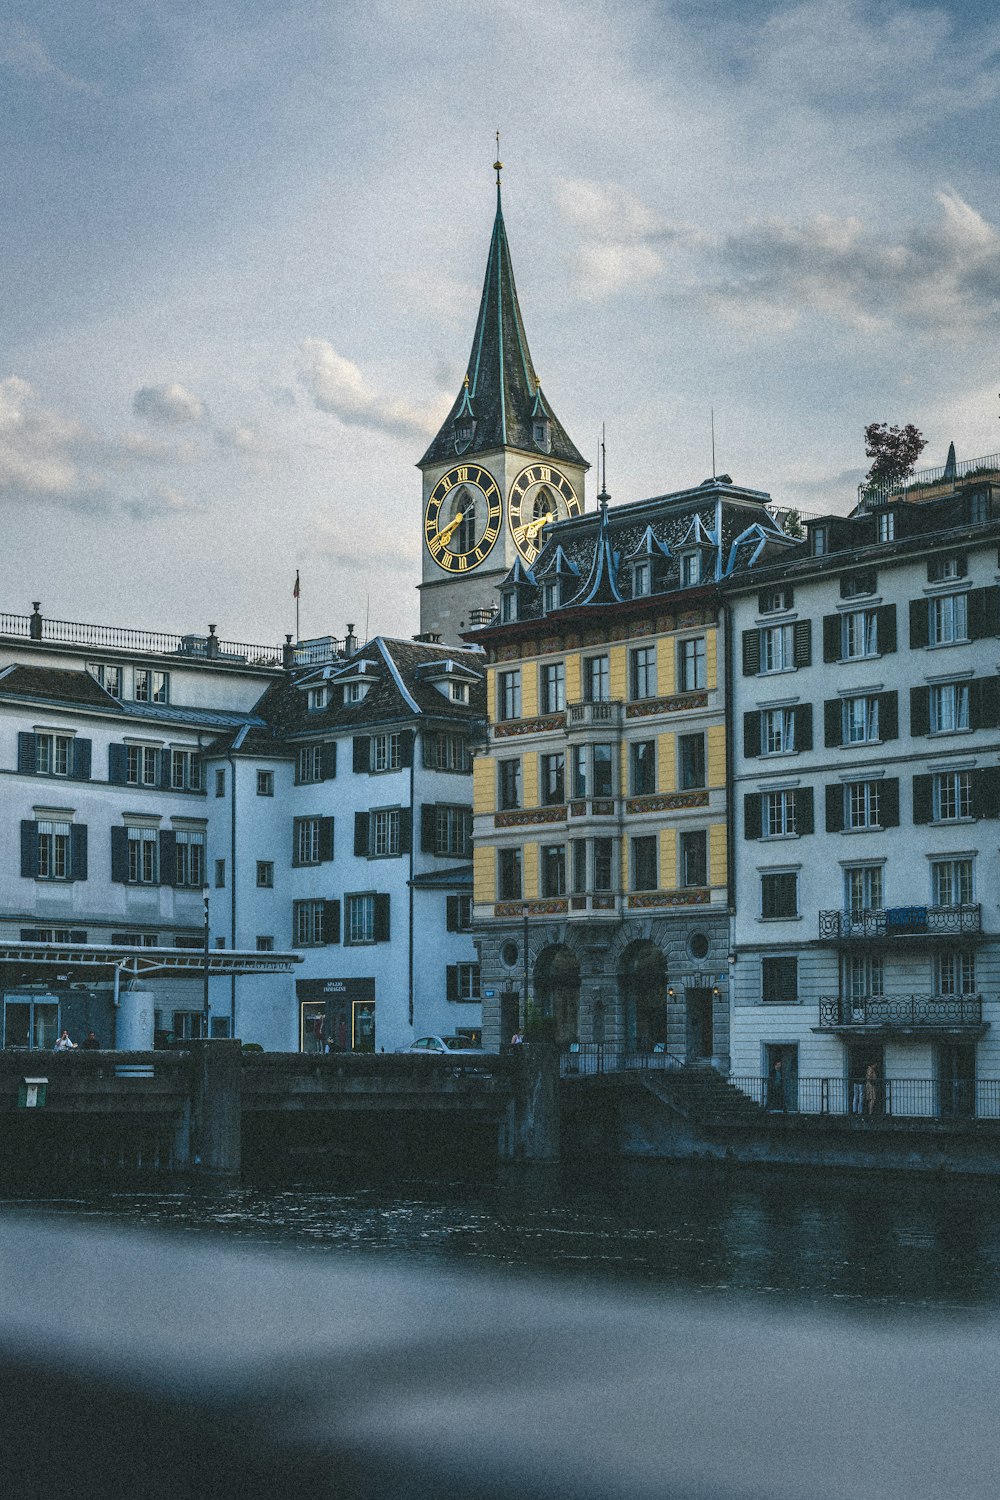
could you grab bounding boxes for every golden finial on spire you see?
[463,374,470,388]
[493,129,503,188]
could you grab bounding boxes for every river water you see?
[3,1161,1000,1313]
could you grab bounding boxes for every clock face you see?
[508,463,581,565]
[424,464,504,574]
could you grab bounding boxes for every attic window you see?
[501,590,518,624]
[344,681,369,705]
[450,681,470,704]
[680,553,702,587]
[533,420,551,453]
[811,525,829,557]
[632,561,651,598]
[307,686,330,712]
[542,579,559,613]
[454,419,475,455]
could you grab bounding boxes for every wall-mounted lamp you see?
[667,987,675,998]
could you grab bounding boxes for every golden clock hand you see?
[437,510,467,546]
[524,511,555,544]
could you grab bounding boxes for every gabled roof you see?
[419,188,586,470]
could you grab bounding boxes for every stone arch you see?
[532,484,555,521]
[448,485,480,555]
[619,939,668,1050]
[534,943,581,1044]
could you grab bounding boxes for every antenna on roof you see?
[711,407,716,480]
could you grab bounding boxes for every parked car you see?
[398,1035,483,1056]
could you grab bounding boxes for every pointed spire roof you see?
[420,185,586,469]
[571,487,624,608]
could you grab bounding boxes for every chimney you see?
[345,623,358,654]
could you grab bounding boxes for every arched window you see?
[448,486,479,554]
[532,485,555,522]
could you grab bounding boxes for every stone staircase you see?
[640,1067,764,1126]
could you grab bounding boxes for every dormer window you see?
[811,525,829,557]
[307,686,330,712]
[542,579,559,614]
[876,511,895,543]
[533,419,551,453]
[632,560,651,598]
[344,681,369,705]
[454,418,475,455]
[450,681,470,704]
[501,590,518,624]
[680,552,703,587]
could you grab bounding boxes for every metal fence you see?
[559,1043,684,1078]
[730,1075,1000,1121]
[0,611,287,666]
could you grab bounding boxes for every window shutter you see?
[20,820,38,878]
[878,692,898,741]
[352,736,370,773]
[743,793,762,841]
[70,739,92,781]
[968,586,1000,641]
[319,817,335,862]
[446,965,459,1003]
[876,604,897,654]
[354,812,369,857]
[741,630,760,677]
[792,620,811,667]
[909,599,929,649]
[322,899,341,945]
[823,700,841,748]
[917,774,941,822]
[399,809,412,854]
[973,767,1000,819]
[292,821,301,866]
[110,826,129,883]
[446,895,459,932]
[794,703,813,752]
[373,893,390,942]
[158,750,172,790]
[880,778,900,828]
[108,744,128,784]
[17,732,36,774]
[825,785,843,833]
[320,741,338,780]
[973,676,1000,729]
[399,731,414,768]
[421,804,437,853]
[743,712,761,759]
[795,787,814,836]
[910,686,930,737]
[70,824,88,881]
[69,929,87,944]
[822,615,840,662]
[158,830,177,886]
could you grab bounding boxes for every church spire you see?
[419,169,586,470]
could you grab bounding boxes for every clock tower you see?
[418,170,587,641]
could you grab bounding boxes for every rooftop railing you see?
[0,608,321,668]
[858,450,1000,509]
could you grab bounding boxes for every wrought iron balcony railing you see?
[818,904,981,941]
[818,994,984,1028]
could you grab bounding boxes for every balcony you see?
[568,797,616,819]
[565,700,624,731]
[818,904,981,942]
[818,994,985,1033]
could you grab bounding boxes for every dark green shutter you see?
[824,700,841,748]
[792,620,811,667]
[741,630,760,676]
[158,830,177,886]
[743,712,761,759]
[877,604,896,654]
[822,615,840,662]
[17,733,36,774]
[421,804,437,853]
[399,731,414,768]
[319,817,335,862]
[108,744,127,784]
[910,686,930,737]
[70,824,88,881]
[909,598,929,649]
[972,677,1000,729]
[110,826,130,883]
[321,741,338,780]
[825,785,843,832]
[352,736,370,772]
[292,820,301,866]
[322,899,341,945]
[794,703,813,751]
[973,768,1000,819]
[71,739,92,781]
[373,894,390,942]
[20,820,38,878]
[795,787,814,835]
[446,895,459,932]
[878,692,898,741]
[399,809,412,854]
[446,965,459,1002]
[880,778,899,828]
[743,794,762,840]
[968,586,1000,640]
[354,812,369,857]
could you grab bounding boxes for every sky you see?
[1,0,999,646]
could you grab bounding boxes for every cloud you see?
[554,178,702,298]
[0,22,101,97]
[296,339,449,442]
[133,383,209,426]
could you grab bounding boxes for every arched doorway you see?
[620,941,668,1051]
[534,945,580,1044]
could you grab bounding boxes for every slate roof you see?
[0,663,265,730]
[209,637,487,754]
[420,189,586,470]
[479,478,793,627]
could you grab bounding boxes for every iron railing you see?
[818,904,981,941]
[0,611,289,666]
[857,450,1000,508]
[818,994,984,1028]
[730,1074,1000,1120]
[559,1043,684,1077]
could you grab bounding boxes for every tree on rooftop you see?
[783,509,803,538]
[864,422,926,487]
